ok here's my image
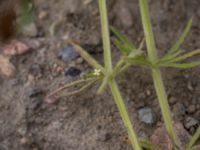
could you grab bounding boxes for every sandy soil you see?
[0,0,199,149]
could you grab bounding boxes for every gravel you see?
[138,107,156,125]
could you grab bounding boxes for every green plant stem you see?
[98,0,112,71]
[187,127,200,150]
[111,57,126,78]
[109,80,142,150]
[139,0,179,147]
[139,0,157,63]
[97,0,113,94]
[152,69,179,146]
[98,1,141,149]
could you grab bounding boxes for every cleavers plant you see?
[111,0,200,149]
[48,0,200,149]
[70,0,142,149]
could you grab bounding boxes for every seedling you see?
[69,0,143,149]
[47,0,200,149]
[47,0,143,149]
[111,0,200,149]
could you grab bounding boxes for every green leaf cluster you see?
[112,18,200,70]
[111,14,200,150]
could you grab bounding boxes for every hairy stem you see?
[139,0,179,147]
[109,80,142,150]
[99,1,141,149]
[98,0,112,71]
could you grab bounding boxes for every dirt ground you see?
[0,0,199,150]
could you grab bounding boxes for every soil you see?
[0,0,199,150]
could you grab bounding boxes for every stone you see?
[3,40,30,56]
[58,46,79,63]
[184,117,199,130]
[0,55,15,77]
[138,107,156,124]
[151,122,190,150]
[65,67,81,77]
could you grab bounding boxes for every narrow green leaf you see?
[69,40,106,74]
[128,55,151,67]
[118,63,131,75]
[60,79,97,97]
[139,139,163,150]
[47,78,95,98]
[159,50,183,63]
[170,49,200,63]
[160,61,200,69]
[168,18,193,55]
[190,146,200,150]
[111,57,126,79]
[112,39,145,78]
[128,39,145,58]
[97,75,109,94]
[111,26,135,51]
[187,127,200,150]
[113,39,131,55]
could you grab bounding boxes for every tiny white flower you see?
[93,69,101,76]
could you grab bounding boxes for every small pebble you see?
[184,117,199,130]
[58,46,79,63]
[65,67,81,77]
[151,122,190,150]
[3,40,30,56]
[0,55,15,77]
[138,107,156,124]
